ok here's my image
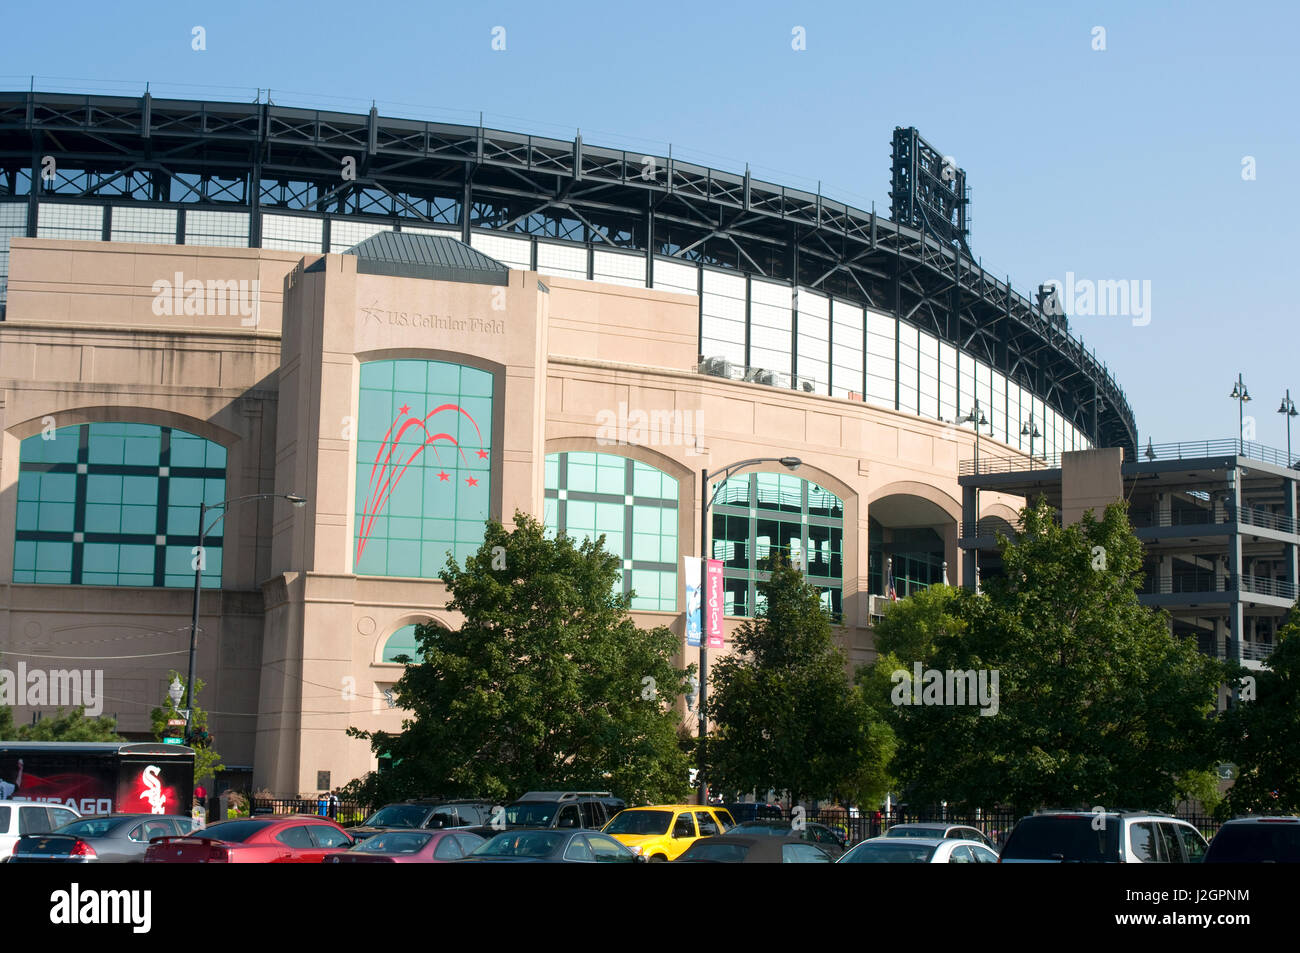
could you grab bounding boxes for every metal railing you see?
[1140,574,1297,600]
[959,453,1062,476]
[1239,641,1278,662]
[1130,508,1227,529]
[1238,507,1298,535]
[1144,439,1298,470]
[1240,576,1297,600]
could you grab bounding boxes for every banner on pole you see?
[685,556,702,647]
[706,559,724,646]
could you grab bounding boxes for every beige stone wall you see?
[1,238,1031,796]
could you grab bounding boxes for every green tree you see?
[150,671,224,786]
[347,512,694,806]
[863,499,1223,815]
[1217,607,1300,817]
[706,555,895,806]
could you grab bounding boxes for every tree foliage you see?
[150,671,224,785]
[346,512,694,806]
[706,555,894,805]
[862,499,1223,815]
[1217,607,1300,817]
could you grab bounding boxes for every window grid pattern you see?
[536,241,587,280]
[261,213,323,252]
[711,472,843,619]
[866,311,896,410]
[701,270,747,366]
[593,249,646,288]
[0,202,26,307]
[109,206,177,245]
[830,300,863,399]
[544,452,679,612]
[329,218,391,253]
[795,288,829,394]
[470,232,530,270]
[183,210,250,248]
[14,423,226,587]
[749,279,792,377]
[398,225,461,239]
[354,360,493,579]
[36,203,103,242]
[652,258,698,296]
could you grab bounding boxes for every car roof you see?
[1220,816,1300,825]
[514,791,613,801]
[0,800,82,809]
[619,804,712,812]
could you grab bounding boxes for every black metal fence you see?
[799,808,1224,848]
[215,796,372,825]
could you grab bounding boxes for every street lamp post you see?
[1229,373,1251,454]
[186,492,307,738]
[1278,389,1297,467]
[960,402,991,586]
[697,456,802,805]
[1020,418,1041,467]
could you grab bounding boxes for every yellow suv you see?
[602,805,736,862]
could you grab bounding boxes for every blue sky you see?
[4,0,1297,450]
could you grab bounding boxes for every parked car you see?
[998,811,1208,863]
[1204,817,1300,863]
[501,791,625,831]
[732,819,848,857]
[460,828,642,863]
[838,836,998,864]
[9,813,196,863]
[601,804,736,862]
[0,801,80,862]
[723,802,785,823]
[324,828,485,863]
[883,822,997,851]
[347,799,495,842]
[676,835,834,863]
[145,815,352,863]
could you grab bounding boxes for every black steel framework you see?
[0,91,1137,455]
[889,126,970,257]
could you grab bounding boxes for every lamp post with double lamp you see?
[1278,390,1297,467]
[697,456,802,806]
[960,402,990,587]
[1020,418,1041,467]
[185,492,307,737]
[1229,373,1251,454]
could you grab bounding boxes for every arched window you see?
[380,623,428,663]
[14,422,226,587]
[543,452,679,611]
[711,472,844,618]
[354,360,494,578]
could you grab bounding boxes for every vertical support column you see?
[1227,468,1244,670]
[961,484,977,590]
[1284,473,1299,604]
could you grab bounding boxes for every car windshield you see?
[605,810,672,836]
[842,842,937,863]
[53,818,121,837]
[197,820,270,844]
[885,826,945,838]
[363,805,429,828]
[473,831,565,857]
[683,842,749,862]
[738,823,792,837]
[354,832,433,854]
[1001,817,1120,862]
[504,803,556,827]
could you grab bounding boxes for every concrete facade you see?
[1,237,1031,795]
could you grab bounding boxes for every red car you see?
[144,815,352,863]
[323,828,485,863]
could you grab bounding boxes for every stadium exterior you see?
[0,92,1138,795]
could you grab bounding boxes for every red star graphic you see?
[476,449,489,459]
[438,471,450,481]
[398,404,410,415]
[465,476,479,487]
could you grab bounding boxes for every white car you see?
[837,835,998,864]
[0,800,82,861]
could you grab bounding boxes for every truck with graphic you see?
[0,741,194,817]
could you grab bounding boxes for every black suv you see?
[347,799,496,843]
[1205,817,1300,862]
[468,791,625,837]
